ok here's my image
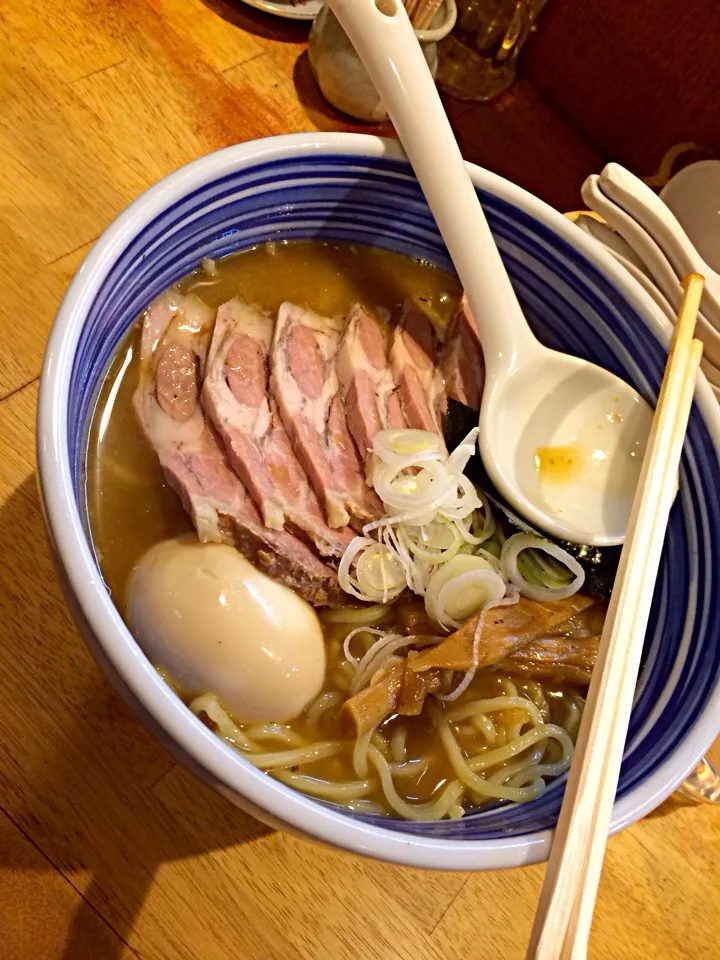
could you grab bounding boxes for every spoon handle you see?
[327,0,536,380]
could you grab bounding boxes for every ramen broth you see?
[87,240,599,818]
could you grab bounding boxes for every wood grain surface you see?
[0,2,717,959]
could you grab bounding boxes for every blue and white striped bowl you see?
[38,134,720,870]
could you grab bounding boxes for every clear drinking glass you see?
[436,0,545,101]
[675,755,720,804]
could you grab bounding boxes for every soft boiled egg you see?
[126,537,326,723]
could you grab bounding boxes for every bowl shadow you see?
[0,475,272,959]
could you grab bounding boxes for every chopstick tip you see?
[682,272,705,291]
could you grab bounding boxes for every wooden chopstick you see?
[404,0,421,24]
[405,0,441,31]
[526,272,705,960]
[413,0,443,30]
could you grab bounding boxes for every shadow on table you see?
[57,685,272,960]
[199,0,310,43]
[0,475,272,960]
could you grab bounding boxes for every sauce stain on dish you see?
[534,444,584,485]
[529,399,646,529]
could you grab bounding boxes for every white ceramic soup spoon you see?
[327,0,652,546]
[582,174,720,370]
[599,163,720,329]
[572,215,720,391]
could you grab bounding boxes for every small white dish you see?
[240,0,322,20]
[661,160,720,275]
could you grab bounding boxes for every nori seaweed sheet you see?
[444,398,620,600]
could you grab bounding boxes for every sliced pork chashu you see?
[390,300,446,439]
[441,294,485,411]
[133,289,344,606]
[270,302,382,529]
[201,298,353,559]
[335,303,407,480]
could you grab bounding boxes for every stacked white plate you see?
[573,160,720,401]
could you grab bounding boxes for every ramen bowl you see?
[37,133,720,870]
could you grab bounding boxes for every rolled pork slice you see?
[133,289,345,606]
[271,302,383,529]
[335,303,407,481]
[201,298,354,559]
[389,299,446,440]
[441,294,485,411]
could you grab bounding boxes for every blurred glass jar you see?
[437,0,545,101]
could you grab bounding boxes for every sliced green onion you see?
[476,548,502,571]
[500,533,585,600]
[400,520,464,565]
[470,490,496,544]
[372,429,445,470]
[372,459,455,517]
[425,555,506,631]
[343,626,388,667]
[350,632,417,694]
[338,537,406,603]
[339,430,519,613]
[482,540,502,559]
[356,544,406,596]
[446,427,479,476]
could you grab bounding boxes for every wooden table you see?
[0,3,717,958]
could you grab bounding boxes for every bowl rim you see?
[37,132,720,871]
